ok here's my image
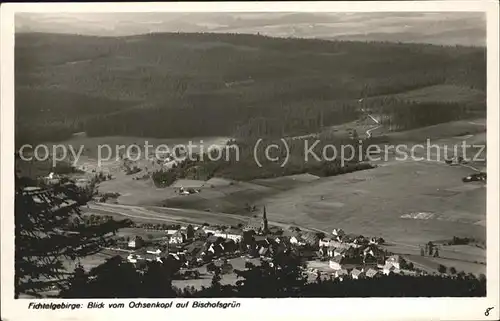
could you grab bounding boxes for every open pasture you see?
[260,159,486,246]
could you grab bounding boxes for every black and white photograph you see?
[1,2,499,321]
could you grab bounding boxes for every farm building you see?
[329,255,347,270]
[169,230,186,244]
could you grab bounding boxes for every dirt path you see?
[89,202,323,235]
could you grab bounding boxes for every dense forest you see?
[15,32,486,146]
[151,135,375,184]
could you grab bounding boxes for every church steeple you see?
[261,206,268,234]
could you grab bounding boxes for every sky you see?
[16,12,486,46]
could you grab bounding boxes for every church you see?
[243,206,269,235]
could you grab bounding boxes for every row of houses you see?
[328,254,411,278]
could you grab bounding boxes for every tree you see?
[15,176,130,298]
[61,256,177,298]
[427,241,434,256]
[438,264,447,274]
[186,224,195,240]
[315,232,326,240]
[449,267,457,275]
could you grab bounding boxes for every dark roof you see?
[226,228,242,235]
[254,235,266,241]
[207,235,219,243]
[185,241,204,254]
[301,232,319,243]
[331,255,344,263]
[195,228,206,235]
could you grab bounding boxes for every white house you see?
[319,238,338,248]
[332,228,345,238]
[385,255,402,269]
[290,236,303,245]
[146,248,162,255]
[226,233,242,242]
[128,240,136,248]
[329,255,345,270]
[213,230,242,243]
[169,230,186,244]
[213,231,226,239]
[127,254,139,264]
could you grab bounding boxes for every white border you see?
[1,2,499,321]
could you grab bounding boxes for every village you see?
[86,205,426,285]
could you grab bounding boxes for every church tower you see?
[261,206,269,234]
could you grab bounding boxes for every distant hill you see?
[15,32,486,145]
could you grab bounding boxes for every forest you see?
[15,32,486,146]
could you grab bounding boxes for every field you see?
[262,160,485,243]
[372,84,486,105]
[67,119,487,252]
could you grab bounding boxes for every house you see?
[127,254,140,264]
[166,229,178,235]
[365,268,379,278]
[328,240,351,250]
[202,227,218,235]
[146,248,162,255]
[185,241,205,258]
[329,255,346,270]
[274,236,289,244]
[128,236,144,249]
[194,228,206,239]
[319,238,337,248]
[169,230,186,244]
[206,235,220,244]
[289,235,303,245]
[268,226,282,235]
[258,246,269,257]
[318,246,328,257]
[385,255,402,269]
[383,263,401,275]
[213,230,227,239]
[334,247,348,257]
[332,228,345,238]
[334,269,349,281]
[224,228,243,242]
[327,246,336,257]
[351,268,365,280]
[301,232,320,247]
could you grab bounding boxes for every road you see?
[88,202,323,235]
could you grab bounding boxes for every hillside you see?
[15,32,486,145]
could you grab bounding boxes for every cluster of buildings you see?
[120,206,416,280]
